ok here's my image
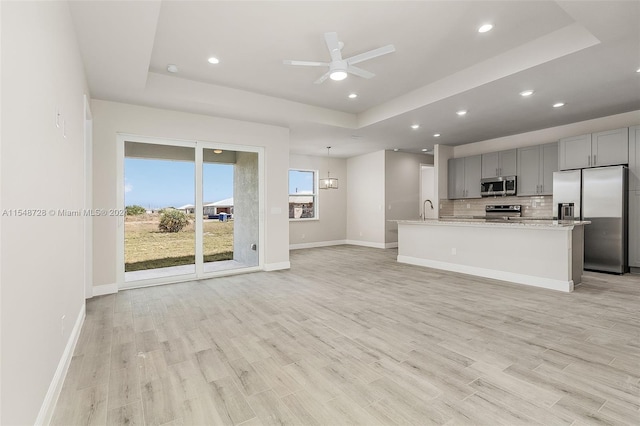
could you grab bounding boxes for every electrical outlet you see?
[451,248,457,255]
[301,234,305,239]
[466,203,470,209]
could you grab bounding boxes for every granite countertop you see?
[394,218,590,229]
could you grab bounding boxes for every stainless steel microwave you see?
[481,176,517,197]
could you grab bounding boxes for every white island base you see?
[396,220,587,292]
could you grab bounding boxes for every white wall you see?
[454,110,640,158]
[91,100,290,288]
[289,154,347,247]
[346,151,386,247]
[385,151,434,244]
[1,1,88,424]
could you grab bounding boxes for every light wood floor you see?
[52,245,640,426]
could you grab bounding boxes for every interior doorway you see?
[420,164,438,219]
[117,136,262,289]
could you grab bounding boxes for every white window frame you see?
[288,168,319,221]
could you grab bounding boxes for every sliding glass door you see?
[124,142,196,281]
[118,136,262,288]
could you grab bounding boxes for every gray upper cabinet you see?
[448,155,481,199]
[591,128,629,167]
[516,142,558,196]
[541,142,558,194]
[627,125,639,191]
[448,157,465,199]
[481,149,516,178]
[516,145,540,196]
[559,128,629,170]
[559,133,592,170]
[465,155,482,198]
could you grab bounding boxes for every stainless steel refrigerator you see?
[553,166,628,274]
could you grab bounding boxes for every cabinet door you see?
[516,145,541,196]
[629,191,640,267]
[464,155,482,198]
[499,149,517,176]
[627,126,639,190]
[559,133,591,170]
[540,142,558,195]
[481,152,500,178]
[592,127,628,167]
[448,158,465,199]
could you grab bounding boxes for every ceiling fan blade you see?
[314,71,330,84]
[283,60,328,67]
[324,32,343,61]
[345,44,395,65]
[347,65,375,79]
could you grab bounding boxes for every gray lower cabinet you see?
[559,128,629,170]
[448,155,481,199]
[629,125,640,191]
[481,149,517,178]
[516,142,558,196]
[629,191,640,268]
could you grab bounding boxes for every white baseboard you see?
[35,303,86,426]
[264,261,291,271]
[397,255,573,293]
[289,240,346,250]
[345,240,387,249]
[92,283,118,297]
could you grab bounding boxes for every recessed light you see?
[636,67,640,73]
[421,148,428,152]
[167,64,178,73]
[411,124,420,130]
[213,149,223,154]
[520,90,534,97]
[393,148,399,152]
[208,57,220,64]
[433,133,441,138]
[478,24,493,33]
[456,110,467,116]
[348,93,358,99]
[553,102,565,108]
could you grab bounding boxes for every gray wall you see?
[234,152,259,266]
[385,151,434,244]
[289,154,347,246]
[1,2,88,423]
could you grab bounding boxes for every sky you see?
[289,169,315,194]
[125,158,234,209]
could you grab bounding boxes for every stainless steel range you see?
[485,204,522,221]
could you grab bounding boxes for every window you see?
[289,169,317,219]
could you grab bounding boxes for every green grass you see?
[125,216,234,272]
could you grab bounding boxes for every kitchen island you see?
[395,219,589,292]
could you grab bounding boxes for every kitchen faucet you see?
[422,199,434,220]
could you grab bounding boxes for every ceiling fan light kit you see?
[284,32,395,84]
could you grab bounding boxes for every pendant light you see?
[319,146,338,189]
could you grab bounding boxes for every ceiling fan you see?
[283,32,395,84]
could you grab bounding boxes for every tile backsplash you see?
[439,195,553,218]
